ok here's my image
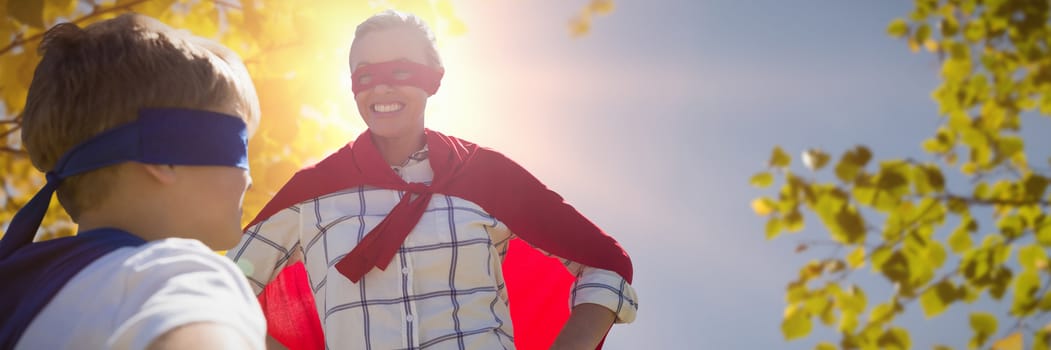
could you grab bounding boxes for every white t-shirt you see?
[16,237,266,350]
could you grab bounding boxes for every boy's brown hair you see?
[20,13,259,220]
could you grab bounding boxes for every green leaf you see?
[8,0,45,28]
[782,305,812,340]
[964,19,986,42]
[838,310,858,333]
[925,165,946,192]
[750,172,775,188]
[802,149,831,171]
[805,294,830,314]
[1039,291,1051,312]
[853,146,873,166]
[970,312,997,348]
[770,146,792,168]
[908,247,937,287]
[961,284,981,303]
[999,136,1024,160]
[949,223,974,254]
[877,327,911,350]
[879,250,911,285]
[920,281,956,318]
[876,167,909,198]
[989,267,1014,300]
[834,146,872,183]
[834,206,866,244]
[975,182,991,199]
[925,240,949,270]
[1039,221,1051,246]
[765,217,783,240]
[940,17,958,37]
[1024,175,1049,202]
[787,281,808,303]
[1011,270,1040,315]
[914,23,932,43]
[847,246,866,269]
[1018,244,1047,271]
[912,165,933,195]
[818,298,836,326]
[998,215,1025,239]
[1036,327,1051,350]
[836,160,860,183]
[785,209,805,232]
[887,18,909,38]
[871,246,893,271]
[947,196,969,214]
[869,300,899,324]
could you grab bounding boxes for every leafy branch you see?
[0,0,153,56]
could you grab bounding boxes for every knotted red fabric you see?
[245,129,633,350]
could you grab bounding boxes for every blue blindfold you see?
[0,108,249,258]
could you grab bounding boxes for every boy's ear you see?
[140,163,178,185]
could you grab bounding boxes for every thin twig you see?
[0,147,27,155]
[211,0,242,10]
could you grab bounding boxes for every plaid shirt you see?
[228,148,638,349]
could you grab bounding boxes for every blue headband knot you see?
[0,108,249,259]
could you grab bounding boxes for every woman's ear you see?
[140,164,178,185]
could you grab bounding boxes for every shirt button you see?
[406,314,415,322]
[401,267,410,274]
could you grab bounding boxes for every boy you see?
[0,14,265,349]
[231,10,638,350]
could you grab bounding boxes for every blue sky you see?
[430,0,1051,348]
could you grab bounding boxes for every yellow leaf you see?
[962,162,978,175]
[588,0,615,15]
[0,51,34,113]
[752,198,775,216]
[847,246,866,268]
[184,0,219,38]
[568,13,590,37]
[992,332,1024,350]
[435,0,467,36]
[42,0,79,26]
[1011,152,1028,171]
[923,38,939,52]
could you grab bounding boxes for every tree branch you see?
[211,0,241,10]
[0,126,20,140]
[0,146,27,156]
[0,0,153,56]
[938,193,1050,207]
[858,267,961,334]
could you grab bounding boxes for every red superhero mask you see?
[351,60,444,96]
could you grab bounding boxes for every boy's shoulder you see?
[18,237,262,349]
[115,237,248,283]
[58,237,242,291]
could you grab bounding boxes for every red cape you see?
[246,130,633,349]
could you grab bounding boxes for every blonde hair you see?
[349,10,443,70]
[21,13,260,219]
